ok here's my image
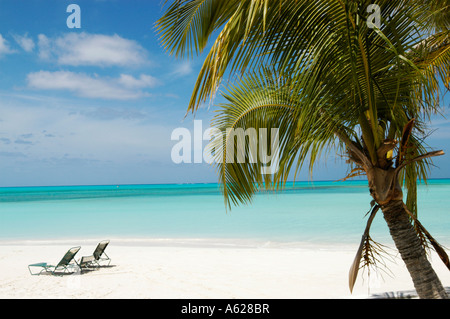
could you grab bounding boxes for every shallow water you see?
[0,180,448,246]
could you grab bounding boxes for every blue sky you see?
[0,0,448,187]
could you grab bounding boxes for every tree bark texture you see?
[381,200,448,299]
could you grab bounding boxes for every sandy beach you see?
[0,239,448,299]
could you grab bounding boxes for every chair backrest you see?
[56,246,81,267]
[93,240,110,260]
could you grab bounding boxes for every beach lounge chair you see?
[28,246,81,276]
[79,240,111,269]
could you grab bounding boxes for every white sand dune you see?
[0,239,448,299]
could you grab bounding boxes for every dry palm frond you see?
[402,203,450,271]
[349,204,396,293]
[349,204,378,293]
[359,236,396,284]
[396,118,415,168]
[158,0,450,295]
[338,167,366,182]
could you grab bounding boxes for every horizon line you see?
[2,177,450,189]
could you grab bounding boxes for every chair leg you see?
[29,265,50,276]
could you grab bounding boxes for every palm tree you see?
[157,0,450,298]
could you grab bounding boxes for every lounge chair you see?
[79,240,111,269]
[28,246,81,276]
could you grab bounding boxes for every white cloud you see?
[27,71,157,100]
[37,32,148,67]
[0,34,14,56]
[12,33,35,52]
[118,74,159,88]
[0,101,172,165]
[171,61,193,77]
[37,34,51,59]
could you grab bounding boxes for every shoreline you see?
[1,238,448,299]
[0,237,360,250]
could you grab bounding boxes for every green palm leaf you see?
[157,0,449,297]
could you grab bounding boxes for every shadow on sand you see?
[369,286,450,299]
[37,264,116,276]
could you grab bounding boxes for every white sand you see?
[0,238,448,299]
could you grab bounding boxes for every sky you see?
[0,0,448,187]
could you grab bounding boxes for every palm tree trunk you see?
[381,200,448,299]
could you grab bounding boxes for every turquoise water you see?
[0,180,449,245]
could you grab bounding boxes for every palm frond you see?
[349,204,396,293]
[402,203,450,270]
[207,67,299,208]
[158,0,448,218]
[156,0,241,58]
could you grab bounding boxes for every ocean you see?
[0,179,449,247]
